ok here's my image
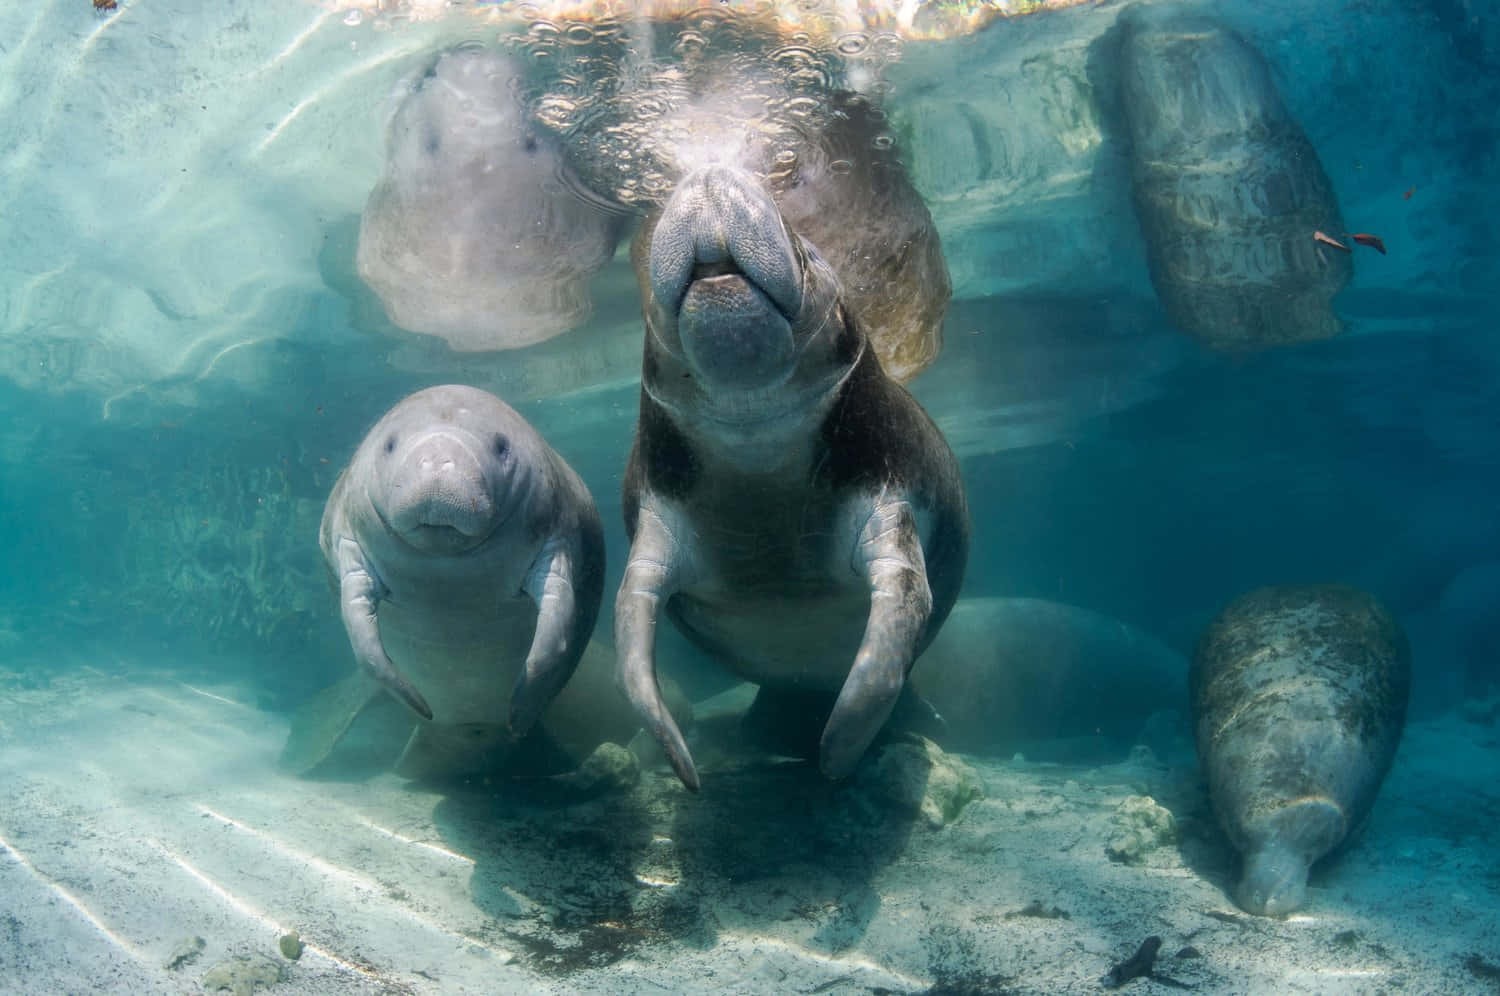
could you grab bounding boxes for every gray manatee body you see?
[911,597,1188,760]
[314,384,605,780]
[1191,584,1409,915]
[1117,5,1350,349]
[357,47,623,352]
[616,164,970,791]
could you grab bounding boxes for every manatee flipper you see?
[333,535,433,721]
[509,535,589,740]
[278,670,383,775]
[820,499,934,779]
[616,499,699,792]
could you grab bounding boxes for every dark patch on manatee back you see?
[1190,583,1410,832]
[621,387,701,536]
[817,342,970,647]
[1191,584,1410,746]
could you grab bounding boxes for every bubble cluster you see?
[481,2,908,209]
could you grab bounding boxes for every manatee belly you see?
[670,582,871,691]
[377,597,538,727]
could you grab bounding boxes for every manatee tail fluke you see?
[1235,838,1314,916]
[278,670,383,775]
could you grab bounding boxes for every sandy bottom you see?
[0,667,1497,995]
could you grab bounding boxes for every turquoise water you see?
[0,1,1497,993]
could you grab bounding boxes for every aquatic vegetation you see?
[201,953,284,996]
[1105,795,1177,866]
[277,930,303,961]
[856,736,984,830]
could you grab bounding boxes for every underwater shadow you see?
[662,712,925,956]
[429,773,667,975]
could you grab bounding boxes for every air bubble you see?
[872,134,894,151]
[783,96,820,118]
[342,9,362,26]
[830,159,853,174]
[673,31,707,59]
[633,97,667,120]
[564,22,595,46]
[836,32,869,55]
[774,149,798,166]
[527,20,561,43]
[532,95,578,130]
[872,32,904,62]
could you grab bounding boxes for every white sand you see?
[1,667,1496,995]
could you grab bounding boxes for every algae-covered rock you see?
[1106,794,1177,864]
[278,930,304,961]
[163,935,205,971]
[552,742,641,799]
[858,736,983,829]
[202,952,285,996]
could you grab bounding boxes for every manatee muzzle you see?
[652,165,804,390]
[386,432,505,547]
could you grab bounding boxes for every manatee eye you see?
[522,134,538,155]
[492,434,510,458]
[384,434,398,455]
[424,132,441,156]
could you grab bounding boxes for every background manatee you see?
[1191,584,1409,915]
[910,597,1188,762]
[1116,5,1351,349]
[357,46,624,351]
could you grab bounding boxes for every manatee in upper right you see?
[357,46,624,352]
[1115,5,1351,349]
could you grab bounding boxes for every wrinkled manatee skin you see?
[1191,584,1409,915]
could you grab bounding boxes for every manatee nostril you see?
[492,434,509,458]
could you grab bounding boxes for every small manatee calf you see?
[291,384,608,781]
[1191,584,1410,915]
[616,164,970,791]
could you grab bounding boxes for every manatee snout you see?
[384,430,514,548]
[651,165,803,389]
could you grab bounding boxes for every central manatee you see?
[616,164,970,791]
[310,384,605,780]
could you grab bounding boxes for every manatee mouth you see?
[691,259,743,282]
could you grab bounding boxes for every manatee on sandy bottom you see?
[286,384,609,782]
[615,164,969,791]
[910,597,1188,761]
[1191,584,1409,915]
